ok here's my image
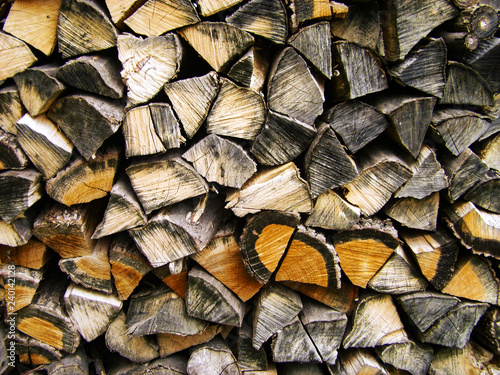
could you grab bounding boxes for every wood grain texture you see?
[0,31,37,82]
[0,85,23,135]
[0,129,29,170]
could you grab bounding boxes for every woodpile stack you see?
[0,0,499,373]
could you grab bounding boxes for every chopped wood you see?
[178,22,254,72]
[328,348,389,375]
[153,261,189,299]
[470,5,500,39]
[15,114,73,179]
[0,214,33,247]
[239,210,300,284]
[474,307,500,354]
[375,340,434,375]
[47,93,124,160]
[107,355,188,375]
[0,129,29,170]
[383,192,440,231]
[124,0,199,37]
[226,0,288,45]
[237,320,268,371]
[0,239,52,270]
[164,71,220,139]
[464,169,500,214]
[0,85,23,135]
[228,45,270,92]
[63,282,122,342]
[117,33,182,107]
[342,292,408,348]
[196,0,244,17]
[290,0,332,28]
[275,226,340,288]
[0,31,37,82]
[104,0,144,26]
[267,47,324,125]
[187,336,240,375]
[226,162,313,217]
[16,332,64,365]
[126,152,208,214]
[474,132,500,170]
[44,347,90,375]
[57,54,125,99]
[0,264,43,312]
[45,147,120,206]
[57,0,117,59]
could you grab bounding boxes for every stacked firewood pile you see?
[0,0,500,373]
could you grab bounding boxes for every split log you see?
[125,152,208,215]
[464,169,500,214]
[328,348,389,375]
[0,239,52,270]
[152,261,189,298]
[226,162,313,217]
[238,323,269,372]
[187,336,240,375]
[400,227,459,290]
[473,132,500,170]
[47,94,124,160]
[0,264,43,312]
[13,65,66,117]
[0,213,34,247]
[3,0,61,56]
[239,210,299,285]
[290,0,333,28]
[0,129,29,170]
[57,0,118,59]
[196,0,244,17]
[123,0,199,37]
[332,218,401,289]
[267,47,324,125]
[45,147,120,206]
[0,169,43,223]
[206,78,266,141]
[164,71,220,139]
[117,33,182,107]
[275,226,340,289]
[15,114,73,179]
[0,85,23,135]
[16,332,64,365]
[103,0,143,26]
[383,192,440,231]
[474,307,500,354]
[226,0,288,45]
[375,340,434,375]
[0,31,37,82]
[63,282,122,342]
[108,233,152,300]
[57,54,125,99]
[228,45,270,92]
[44,348,90,375]
[178,22,254,72]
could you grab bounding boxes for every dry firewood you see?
[0,169,43,223]
[441,61,494,106]
[105,310,159,363]
[0,214,33,247]
[441,253,500,304]
[47,93,124,160]
[388,38,447,98]
[108,233,151,300]
[328,348,389,375]
[0,264,43,312]
[305,123,358,198]
[178,22,254,73]
[59,238,113,293]
[206,78,265,141]
[191,226,263,302]
[267,47,324,125]
[330,2,382,53]
[183,134,257,188]
[342,292,408,349]
[226,162,313,217]
[0,239,52,270]
[330,41,388,101]
[0,85,22,136]
[186,265,246,327]
[0,129,29,170]
[400,227,459,290]
[13,65,66,117]
[440,147,489,202]
[123,0,199,37]
[164,71,220,139]
[104,0,144,26]
[369,94,437,158]
[0,31,37,82]
[474,132,500,170]
[228,45,270,92]
[15,114,73,179]
[56,54,125,99]
[275,226,340,289]
[290,0,333,29]
[332,218,401,288]
[305,190,361,231]
[251,110,316,167]
[33,200,104,258]
[45,147,120,206]
[196,0,244,17]
[109,355,189,375]
[16,272,80,353]
[239,211,300,285]
[271,316,322,363]
[57,0,118,59]
[323,100,389,154]
[379,0,457,62]
[342,143,413,216]
[117,33,182,107]
[368,245,429,295]
[44,347,90,375]
[375,340,434,375]
[252,283,303,350]
[63,282,122,342]
[299,298,348,365]
[16,331,64,365]
[92,175,147,239]
[187,336,240,375]
[383,192,440,231]
[126,152,208,215]
[129,194,227,267]
[226,0,288,45]
[237,320,268,371]
[126,284,208,336]
[419,300,489,348]
[153,261,189,298]
[474,307,500,354]
[464,169,500,214]
[444,201,500,259]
